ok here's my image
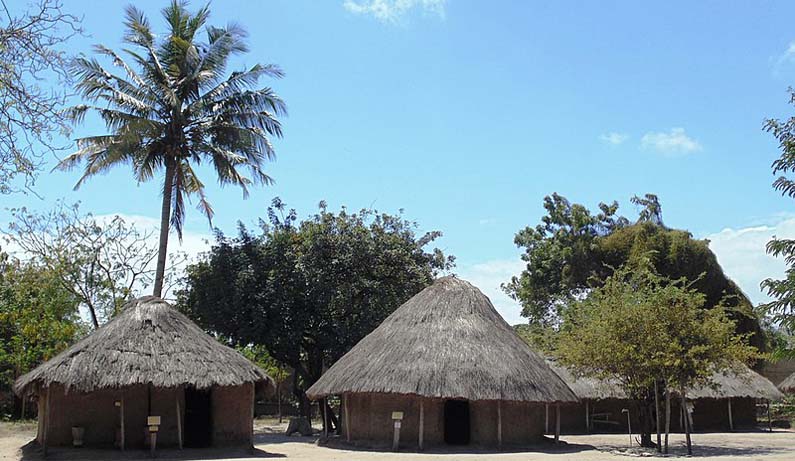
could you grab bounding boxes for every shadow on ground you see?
[18,440,286,461]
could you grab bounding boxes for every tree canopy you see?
[504,193,764,349]
[177,199,453,417]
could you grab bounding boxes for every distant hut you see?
[688,364,783,431]
[306,276,577,449]
[779,372,795,394]
[545,359,632,433]
[549,360,782,433]
[14,297,272,452]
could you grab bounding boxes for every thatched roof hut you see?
[688,364,783,401]
[15,297,271,451]
[307,276,576,448]
[777,371,795,393]
[547,360,782,433]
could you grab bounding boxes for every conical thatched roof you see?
[306,276,577,403]
[780,372,795,393]
[687,364,783,400]
[546,359,627,400]
[15,296,272,395]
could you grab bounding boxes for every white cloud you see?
[343,0,446,23]
[773,41,795,75]
[456,258,526,325]
[478,217,496,225]
[704,216,795,305]
[641,127,702,155]
[599,132,628,146]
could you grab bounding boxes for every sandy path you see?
[2,421,793,460]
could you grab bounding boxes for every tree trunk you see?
[638,399,654,448]
[153,160,176,298]
[277,381,282,423]
[654,381,661,453]
[664,388,670,454]
[681,391,692,456]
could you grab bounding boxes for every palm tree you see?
[58,1,286,297]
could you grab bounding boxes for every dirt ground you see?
[2,419,794,460]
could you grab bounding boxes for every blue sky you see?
[5,0,795,323]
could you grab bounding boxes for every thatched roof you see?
[780,372,795,393]
[15,296,272,395]
[549,360,782,401]
[306,276,577,403]
[546,359,627,400]
[688,364,783,400]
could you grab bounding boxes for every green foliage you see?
[237,344,290,384]
[55,1,286,297]
[177,199,453,414]
[0,253,83,415]
[557,259,759,399]
[505,193,763,349]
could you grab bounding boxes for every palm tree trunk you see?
[153,160,176,298]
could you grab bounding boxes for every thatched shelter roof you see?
[306,276,577,403]
[780,372,795,393]
[15,296,272,396]
[545,359,627,400]
[549,360,782,401]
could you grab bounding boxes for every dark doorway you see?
[444,399,470,445]
[184,387,212,448]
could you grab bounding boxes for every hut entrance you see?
[184,388,212,447]
[443,400,470,445]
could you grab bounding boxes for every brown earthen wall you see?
[211,383,253,447]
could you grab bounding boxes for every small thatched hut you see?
[778,371,795,393]
[306,276,577,449]
[15,296,272,451]
[549,361,782,433]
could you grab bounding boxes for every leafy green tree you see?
[504,193,764,349]
[56,1,286,297]
[178,199,453,419]
[0,253,83,418]
[557,260,758,453]
[762,93,795,338]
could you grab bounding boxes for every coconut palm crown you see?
[58,1,286,297]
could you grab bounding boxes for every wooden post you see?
[585,400,590,433]
[418,399,424,451]
[768,401,773,432]
[654,381,661,453]
[554,404,560,443]
[150,432,157,457]
[277,382,282,424]
[248,384,254,448]
[392,418,400,451]
[727,398,733,431]
[664,389,671,454]
[497,400,502,449]
[344,394,351,442]
[176,395,182,449]
[120,394,125,451]
[322,398,328,438]
[545,404,549,434]
[43,386,51,457]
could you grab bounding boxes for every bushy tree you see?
[0,253,83,418]
[504,193,764,350]
[557,260,759,453]
[178,199,453,419]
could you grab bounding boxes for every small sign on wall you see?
[391,411,403,420]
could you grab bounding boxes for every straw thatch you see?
[688,364,783,400]
[306,276,577,402]
[780,372,795,393]
[549,360,781,402]
[15,296,271,395]
[545,359,627,400]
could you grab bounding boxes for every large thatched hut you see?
[549,360,782,433]
[15,297,272,451]
[306,276,577,449]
